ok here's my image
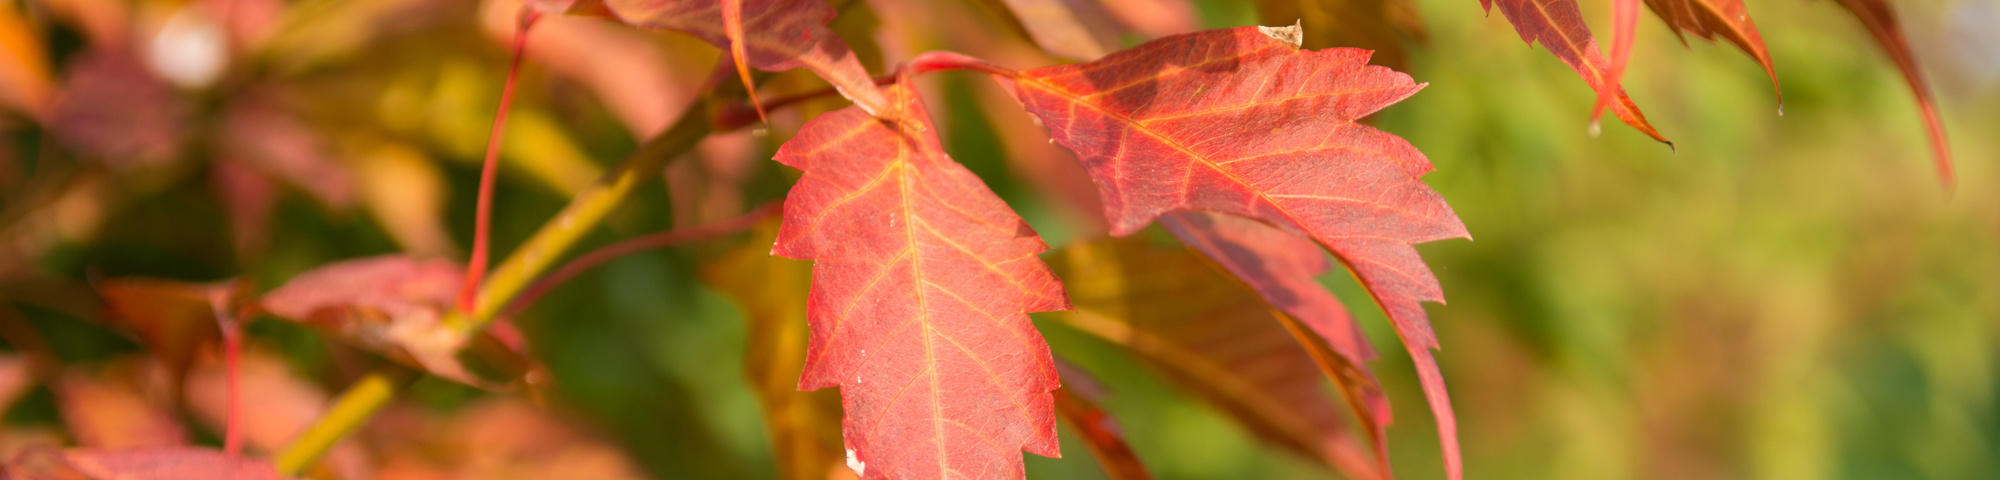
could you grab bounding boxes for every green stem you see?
[454,103,713,333]
[274,368,417,475]
[271,100,713,472]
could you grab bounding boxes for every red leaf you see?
[996,26,1465,479]
[262,256,531,388]
[219,96,356,210]
[1829,0,1954,189]
[93,278,252,387]
[602,0,890,117]
[773,72,1069,479]
[1641,0,1781,105]
[1159,211,1393,469]
[48,51,190,170]
[1482,0,1671,144]
[6,447,287,480]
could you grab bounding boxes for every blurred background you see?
[0,0,1994,478]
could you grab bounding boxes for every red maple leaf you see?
[1829,0,1954,189]
[1482,0,1670,143]
[601,0,889,116]
[773,71,1070,479]
[987,25,1468,479]
[1640,0,1781,102]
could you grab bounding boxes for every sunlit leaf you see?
[774,72,1069,479]
[995,25,1464,479]
[1481,0,1670,143]
[602,0,891,116]
[261,256,530,388]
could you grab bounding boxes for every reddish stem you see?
[906,51,1019,78]
[721,0,768,125]
[714,74,899,131]
[1592,0,1638,123]
[502,202,785,317]
[223,327,241,456]
[714,52,1011,131]
[458,10,541,314]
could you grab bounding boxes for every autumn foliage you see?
[0,0,1970,479]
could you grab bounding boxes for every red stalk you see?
[721,0,768,125]
[458,10,541,314]
[1592,0,1639,126]
[223,327,241,456]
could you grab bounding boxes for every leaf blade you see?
[1002,25,1465,479]
[602,0,890,116]
[1641,0,1781,105]
[1829,0,1954,189]
[775,73,1068,480]
[1487,0,1670,143]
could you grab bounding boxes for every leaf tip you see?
[1259,21,1303,49]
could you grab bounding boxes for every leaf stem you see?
[502,201,783,318]
[224,327,241,457]
[458,10,541,314]
[273,368,417,476]
[272,93,715,474]
[906,51,1019,78]
[714,74,898,131]
[455,101,715,334]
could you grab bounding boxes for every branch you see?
[502,201,783,317]
[272,95,714,473]
[273,368,416,475]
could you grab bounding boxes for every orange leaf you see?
[701,221,852,480]
[94,277,250,379]
[55,369,188,450]
[1160,211,1394,471]
[1045,235,1384,479]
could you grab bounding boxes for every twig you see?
[503,201,784,317]
[458,11,542,314]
